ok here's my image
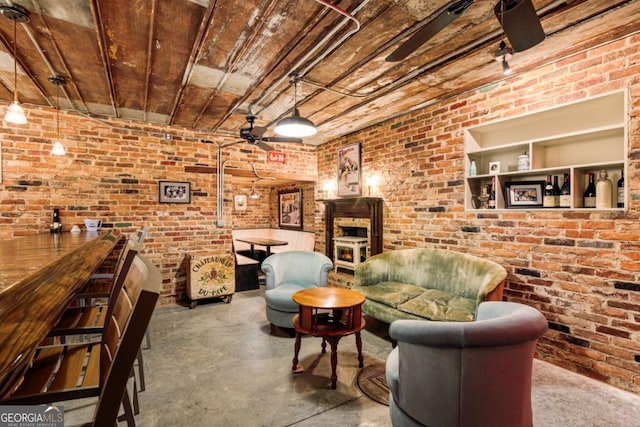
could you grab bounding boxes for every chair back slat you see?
[94,255,161,426]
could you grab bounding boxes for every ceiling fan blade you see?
[251,126,267,138]
[386,0,474,62]
[261,136,303,143]
[255,141,275,151]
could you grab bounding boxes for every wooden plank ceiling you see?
[0,0,638,152]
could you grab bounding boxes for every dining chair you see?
[0,255,161,427]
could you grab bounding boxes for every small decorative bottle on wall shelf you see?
[583,173,596,208]
[517,151,529,171]
[469,160,477,177]
[487,180,496,209]
[617,169,624,208]
[559,173,571,208]
[595,170,612,209]
[543,175,556,208]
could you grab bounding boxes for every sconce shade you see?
[51,141,66,156]
[494,0,545,52]
[5,100,26,124]
[274,108,317,138]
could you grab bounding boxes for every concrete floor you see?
[65,289,640,426]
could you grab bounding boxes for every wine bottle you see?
[617,169,624,208]
[553,176,561,207]
[560,173,571,208]
[583,173,596,208]
[595,170,612,209]
[488,180,496,209]
[51,208,61,233]
[543,175,555,208]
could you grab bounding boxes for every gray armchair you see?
[385,301,548,427]
[261,250,333,331]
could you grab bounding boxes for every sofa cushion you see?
[357,281,425,308]
[397,288,477,321]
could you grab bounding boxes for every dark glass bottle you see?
[553,176,561,207]
[560,173,571,208]
[51,208,61,233]
[583,173,596,208]
[617,169,624,208]
[543,175,555,208]
[488,181,496,209]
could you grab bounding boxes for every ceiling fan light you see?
[274,110,317,138]
[5,100,26,124]
[51,141,66,156]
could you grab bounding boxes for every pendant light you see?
[249,181,260,200]
[49,76,66,156]
[1,5,30,125]
[494,0,514,75]
[274,72,317,138]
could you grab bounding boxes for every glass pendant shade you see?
[51,141,66,156]
[274,108,317,138]
[5,100,26,124]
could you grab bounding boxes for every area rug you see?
[356,362,389,406]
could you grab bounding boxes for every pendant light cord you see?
[12,17,17,102]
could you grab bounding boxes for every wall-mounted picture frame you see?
[337,143,361,197]
[234,194,247,211]
[489,161,500,175]
[159,181,191,204]
[278,188,302,229]
[505,181,545,208]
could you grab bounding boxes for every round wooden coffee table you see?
[292,287,366,389]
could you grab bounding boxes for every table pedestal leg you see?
[292,332,303,373]
[326,336,342,389]
[355,331,364,368]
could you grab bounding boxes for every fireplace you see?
[321,197,383,273]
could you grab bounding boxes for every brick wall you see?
[0,110,317,303]
[315,35,640,393]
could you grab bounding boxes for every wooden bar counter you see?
[0,230,121,398]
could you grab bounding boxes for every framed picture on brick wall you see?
[337,143,361,197]
[278,188,302,229]
[159,181,191,204]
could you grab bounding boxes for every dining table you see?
[236,237,288,258]
[0,230,121,398]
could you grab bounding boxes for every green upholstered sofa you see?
[353,248,507,324]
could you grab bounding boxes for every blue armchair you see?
[261,251,333,331]
[385,301,548,427]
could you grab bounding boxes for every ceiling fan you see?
[239,114,302,152]
[386,0,474,62]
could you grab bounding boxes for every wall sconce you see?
[366,175,379,196]
[322,181,336,199]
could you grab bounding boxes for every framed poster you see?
[505,181,544,208]
[278,188,302,229]
[337,143,361,197]
[159,181,191,204]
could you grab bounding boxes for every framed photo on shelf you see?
[278,188,303,229]
[505,181,545,208]
[489,161,500,175]
[337,143,361,197]
[159,181,191,204]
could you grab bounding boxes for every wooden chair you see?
[0,255,161,427]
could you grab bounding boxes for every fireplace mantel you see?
[320,197,383,262]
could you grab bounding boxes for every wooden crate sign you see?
[268,151,286,164]
[187,254,235,300]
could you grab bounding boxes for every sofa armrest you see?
[354,253,390,287]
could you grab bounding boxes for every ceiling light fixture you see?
[249,182,260,200]
[49,76,66,156]
[274,72,317,138]
[494,0,545,53]
[495,41,513,75]
[1,5,30,125]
